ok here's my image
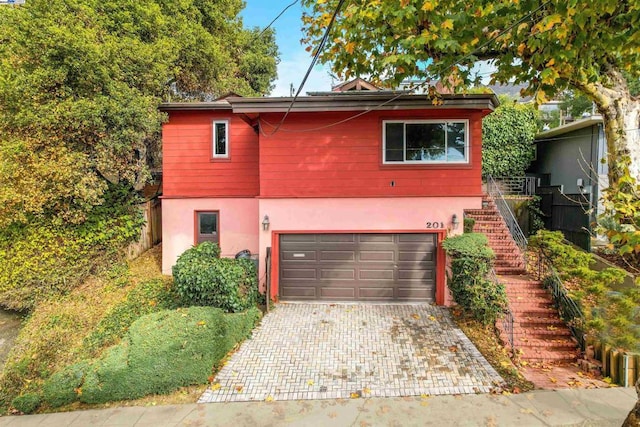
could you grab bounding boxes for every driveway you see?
[199,304,503,403]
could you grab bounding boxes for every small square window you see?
[212,120,229,158]
[196,211,219,244]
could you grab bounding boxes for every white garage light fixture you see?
[262,215,270,231]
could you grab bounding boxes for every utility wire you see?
[261,0,346,137]
[260,0,552,134]
[257,0,300,38]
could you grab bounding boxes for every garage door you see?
[279,233,436,302]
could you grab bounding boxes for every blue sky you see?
[241,1,333,96]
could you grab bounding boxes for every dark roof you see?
[160,100,232,111]
[160,93,499,113]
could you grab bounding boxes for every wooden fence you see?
[126,199,162,259]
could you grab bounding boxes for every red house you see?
[160,85,498,305]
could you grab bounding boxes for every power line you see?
[257,0,299,38]
[261,0,346,137]
[259,0,551,135]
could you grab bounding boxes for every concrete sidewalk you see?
[0,387,636,426]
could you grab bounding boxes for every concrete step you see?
[505,289,550,299]
[508,299,555,309]
[513,327,573,339]
[472,218,504,225]
[464,210,497,216]
[515,307,559,317]
[518,317,566,328]
[519,349,579,364]
[495,258,525,265]
[513,337,578,351]
[495,267,528,275]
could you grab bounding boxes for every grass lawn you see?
[1,246,261,414]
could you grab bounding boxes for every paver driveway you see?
[199,304,503,403]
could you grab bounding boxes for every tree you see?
[482,96,538,177]
[559,91,593,120]
[0,0,278,226]
[301,0,640,188]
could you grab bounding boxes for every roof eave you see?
[535,115,603,140]
[159,102,232,111]
[227,94,499,113]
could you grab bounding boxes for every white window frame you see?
[212,120,229,159]
[382,119,470,164]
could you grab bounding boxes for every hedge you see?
[173,243,259,312]
[42,306,261,408]
[442,233,507,325]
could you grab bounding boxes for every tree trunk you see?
[575,69,640,186]
[622,377,640,427]
[598,93,640,185]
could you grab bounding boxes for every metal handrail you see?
[486,175,528,254]
[489,268,515,351]
[530,249,586,351]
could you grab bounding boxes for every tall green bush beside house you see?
[481,97,539,178]
[172,242,259,313]
[442,233,508,325]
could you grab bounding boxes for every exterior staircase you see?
[465,196,581,364]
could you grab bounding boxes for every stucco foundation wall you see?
[258,197,482,304]
[162,198,259,274]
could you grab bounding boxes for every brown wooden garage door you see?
[279,233,436,302]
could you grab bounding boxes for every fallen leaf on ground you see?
[411,313,420,319]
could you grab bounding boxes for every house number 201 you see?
[425,221,444,229]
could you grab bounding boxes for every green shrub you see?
[529,230,637,351]
[482,97,538,177]
[82,278,183,356]
[42,360,90,408]
[442,233,507,325]
[463,217,475,234]
[173,244,258,312]
[11,393,41,414]
[0,187,143,311]
[42,306,261,407]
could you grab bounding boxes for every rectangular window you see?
[196,211,219,244]
[383,120,468,164]
[212,120,229,158]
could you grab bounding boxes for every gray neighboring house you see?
[527,115,608,249]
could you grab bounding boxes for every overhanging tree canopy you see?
[0,0,278,226]
[301,0,640,187]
